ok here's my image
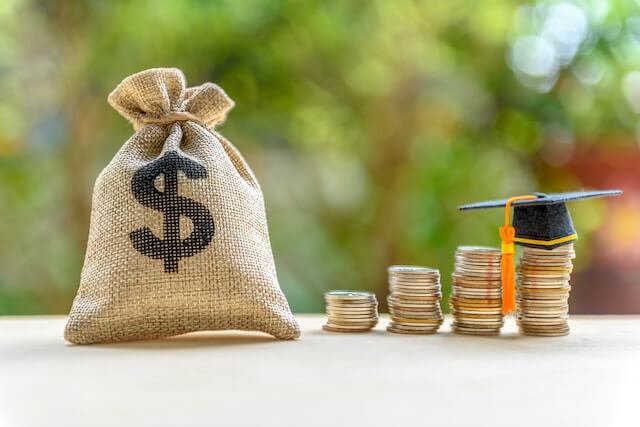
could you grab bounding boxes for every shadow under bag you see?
[65,68,300,344]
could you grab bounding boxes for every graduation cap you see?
[459,190,622,314]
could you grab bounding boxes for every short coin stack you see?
[323,291,379,333]
[516,244,575,337]
[386,266,443,334]
[450,246,504,335]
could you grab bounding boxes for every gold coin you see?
[521,266,572,273]
[451,325,501,336]
[389,309,442,318]
[389,292,441,300]
[452,284,503,290]
[452,283,502,291]
[452,292,502,299]
[519,330,569,337]
[518,321,570,329]
[517,316,569,324]
[452,273,502,282]
[453,320,504,328]
[453,321,503,329]
[517,325,569,332]
[450,296,502,305]
[326,307,378,313]
[451,301,501,308]
[516,292,569,300]
[451,303,502,312]
[518,326,570,334]
[517,285,571,291]
[388,322,442,331]
[328,319,378,325]
[326,322,379,330]
[389,305,442,312]
[389,314,442,321]
[452,311,503,318]
[387,297,440,307]
[389,303,441,311]
[387,325,438,335]
[516,296,569,303]
[389,282,440,289]
[327,313,378,320]
[389,280,440,288]
[517,281,570,288]
[322,324,373,333]
[326,300,378,307]
[390,305,440,311]
[516,306,569,313]
[450,304,502,311]
[390,316,442,324]
[451,311,503,319]
[390,281,440,288]
[455,263,501,271]
[517,310,568,317]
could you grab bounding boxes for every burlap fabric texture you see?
[65,68,300,344]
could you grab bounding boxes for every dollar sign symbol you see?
[129,151,214,273]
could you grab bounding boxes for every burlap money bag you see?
[65,68,300,344]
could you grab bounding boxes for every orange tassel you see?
[500,195,537,314]
[500,225,516,314]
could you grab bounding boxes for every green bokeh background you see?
[1,0,638,314]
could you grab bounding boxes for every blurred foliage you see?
[0,0,637,314]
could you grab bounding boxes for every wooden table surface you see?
[1,315,639,427]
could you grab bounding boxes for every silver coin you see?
[388,265,440,274]
[325,290,376,299]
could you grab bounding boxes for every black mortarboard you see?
[459,190,623,250]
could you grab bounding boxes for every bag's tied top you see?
[108,68,234,130]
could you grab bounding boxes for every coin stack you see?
[386,266,443,334]
[323,291,379,333]
[516,244,575,337]
[450,246,504,335]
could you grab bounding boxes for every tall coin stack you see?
[323,291,379,333]
[450,246,504,335]
[386,266,443,334]
[516,244,575,337]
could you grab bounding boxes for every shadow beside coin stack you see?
[323,291,379,333]
[450,246,504,336]
[387,266,444,334]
